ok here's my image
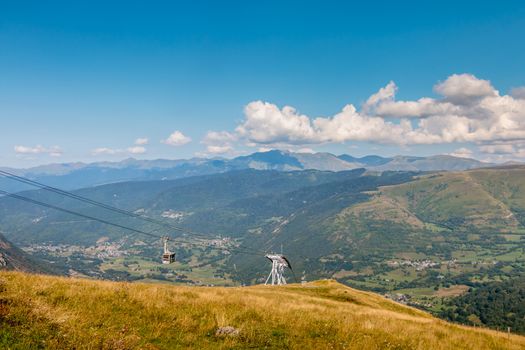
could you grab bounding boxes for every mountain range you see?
[0,150,500,192]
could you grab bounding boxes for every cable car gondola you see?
[162,236,176,264]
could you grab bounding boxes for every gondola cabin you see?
[162,251,175,264]
[162,236,176,264]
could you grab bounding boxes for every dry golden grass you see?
[0,271,524,349]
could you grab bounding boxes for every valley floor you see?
[0,272,524,349]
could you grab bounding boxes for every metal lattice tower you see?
[265,254,291,285]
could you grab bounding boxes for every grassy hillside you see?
[379,166,525,231]
[332,166,525,265]
[325,166,525,329]
[0,272,523,349]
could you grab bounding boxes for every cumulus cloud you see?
[510,87,525,99]
[236,101,316,144]
[134,138,149,145]
[255,146,315,154]
[162,131,192,146]
[127,146,146,154]
[91,145,147,156]
[91,147,121,156]
[229,74,525,156]
[479,144,515,155]
[434,74,498,103]
[477,140,525,159]
[448,147,474,159]
[374,98,459,118]
[362,81,397,112]
[236,100,430,145]
[204,131,237,144]
[200,73,525,160]
[14,145,63,157]
[200,131,236,154]
[205,145,233,154]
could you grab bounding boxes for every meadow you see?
[1,271,524,349]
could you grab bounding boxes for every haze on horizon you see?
[1,1,525,168]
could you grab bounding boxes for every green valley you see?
[1,166,525,334]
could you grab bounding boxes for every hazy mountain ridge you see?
[0,150,499,192]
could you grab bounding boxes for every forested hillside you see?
[440,277,525,335]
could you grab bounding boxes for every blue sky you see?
[1,1,525,167]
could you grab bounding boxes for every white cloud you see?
[203,131,237,144]
[91,146,147,156]
[14,145,63,157]
[229,74,525,161]
[479,144,515,155]
[478,140,525,158]
[434,74,497,103]
[255,146,315,154]
[162,131,192,146]
[362,81,397,112]
[236,101,316,144]
[510,87,525,99]
[196,74,525,161]
[91,137,150,157]
[205,145,233,154]
[236,100,424,145]
[134,138,149,145]
[127,146,146,154]
[91,147,121,156]
[448,147,474,159]
[297,147,315,154]
[200,131,237,154]
[374,98,459,118]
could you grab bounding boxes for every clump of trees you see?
[440,277,525,334]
